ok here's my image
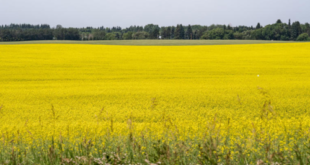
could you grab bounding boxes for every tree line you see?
[0,19,309,41]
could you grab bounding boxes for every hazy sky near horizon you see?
[1,0,309,28]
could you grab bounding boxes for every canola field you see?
[0,43,310,164]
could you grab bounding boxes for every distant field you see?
[0,39,296,45]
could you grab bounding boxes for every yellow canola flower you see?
[0,43,310,151]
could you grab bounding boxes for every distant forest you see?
[0,19,309,41]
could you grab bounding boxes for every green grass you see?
[0,39,297,45]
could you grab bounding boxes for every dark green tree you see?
[196,26,208,39]
[261,23,290,40]
[93,30,106,40]
[132,31,149,39]
[200,28,225,39]
[144,24,160,39]
[291,21,302,40]
[123,32,133,40]
[151,28,159,39]
[305,23,310,36]
[174,24,181,39]
[252,28,264,40]
[256,23,261,29]
[171,26,175,39]
[64,28,80,40]
[227,25,232,30]
[180,24,185,39]
[223,30,234,39]
[186,25,193,39]
[161,27,172,39]
[296,33,309,41]
[166,26,171,39]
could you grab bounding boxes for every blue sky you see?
[0,0,309,28]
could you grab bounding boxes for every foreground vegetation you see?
[1,43,310,164]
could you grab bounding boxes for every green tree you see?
[171,26,175,39]
[196,26,208,39]
[166,26,172,39]
[305,23,310,36]
[291,21,302,40]
[132,31,149,39]
[200,28,225,39]
[252,28,264,40]
[256,23,261,29]
[180,24,185,39]
[174,25,181,39]
[144,24,159,39]
[223,30,234,39]
[242,30,254,39]
[276,19,282,24]
[233,32,243,39]
[151,28,159,39]
[123,32,133,40]
[260,23,291,40]
[296,33,309,41]
[93,30,106,40]
[174,24,185,39]
[54,25,65,40]
[186,25,193,39]
[105,33,119,40]
[64,28,80,40]
[161,27,172,39]
[227,25,232,30]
